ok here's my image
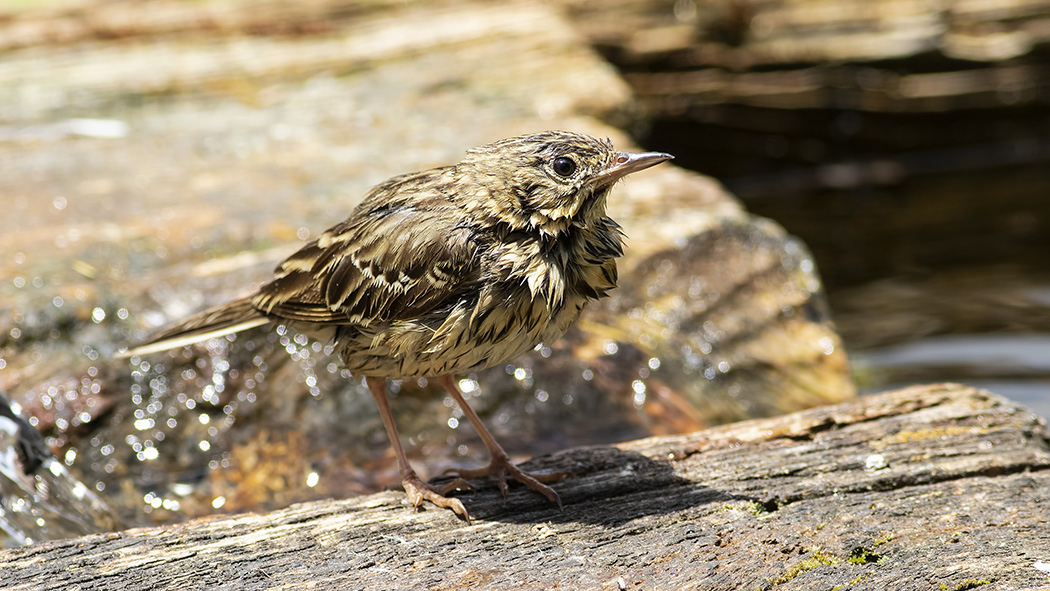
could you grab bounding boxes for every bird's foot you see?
[446,452,565,509]
[402,472,475,524]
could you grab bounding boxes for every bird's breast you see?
[334,225,622,378]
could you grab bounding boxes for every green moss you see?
[847,546,882,564]
[873,534,895,546]
[940,580,991,591]
[767,550,839,585]
[747,501,769,517]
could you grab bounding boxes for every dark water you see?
[642,110,1050,421]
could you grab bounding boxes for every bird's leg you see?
[438,375,564,509]
[365,377,473,522]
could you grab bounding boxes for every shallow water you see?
[852,333,1050,419]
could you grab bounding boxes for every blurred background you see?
[604,0,1050,412]
[0,0,1047,546]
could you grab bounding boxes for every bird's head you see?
[460,131,672,236]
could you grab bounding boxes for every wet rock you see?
[0,391,121,546]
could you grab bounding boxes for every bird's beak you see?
[597,150,674,185]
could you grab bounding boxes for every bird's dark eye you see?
[552,156,577,177]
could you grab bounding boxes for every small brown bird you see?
[122,131,672,521]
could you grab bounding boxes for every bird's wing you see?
[251,201,482,326]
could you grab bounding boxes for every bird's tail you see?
[118,297,270,358]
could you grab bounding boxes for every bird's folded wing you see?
[252,204,482,326]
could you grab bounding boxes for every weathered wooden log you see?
[2,383,1048,590]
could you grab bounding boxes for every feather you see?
[118,298,267,357]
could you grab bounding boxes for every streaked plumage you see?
[123,131,672,522]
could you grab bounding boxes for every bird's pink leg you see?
[438,375,563,509]
[366,377,473,522]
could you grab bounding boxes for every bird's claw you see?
[402,473,473,524]
[445,454,565,510]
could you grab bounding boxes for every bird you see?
[121,131,673,522]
